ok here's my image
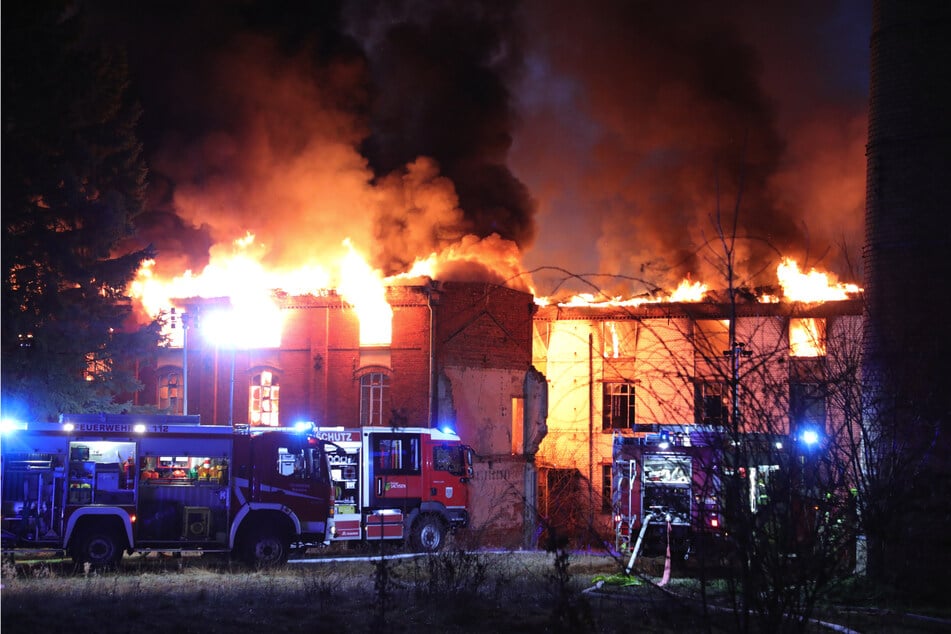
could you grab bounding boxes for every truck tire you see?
[72,528,123,567]
[410,514,446,552]
[242,527,289,566]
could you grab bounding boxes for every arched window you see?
[249,370,280,427]
[359,371,391,426]
[157,369,183,414]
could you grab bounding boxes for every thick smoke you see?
[93,0,867,297]
[514,0,869,295]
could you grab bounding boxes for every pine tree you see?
[2,1,159,421]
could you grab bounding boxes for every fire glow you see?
[130,231,863,351]
[129,234,390,348]
[776,258,862,302]
[553,278,710,308]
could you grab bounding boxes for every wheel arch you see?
[66,508,133,552]
[231,503,300,549]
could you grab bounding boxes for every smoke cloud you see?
[92,0,868,298]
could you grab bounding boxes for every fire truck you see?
[612,427,725,564]
[0,414,337,566]
[613,426,799,568]
[315,426,473,552]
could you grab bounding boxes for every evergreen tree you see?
[2,1,159,421]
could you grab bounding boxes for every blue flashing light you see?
[293,421,316,433]
[1,419,27,433]
[440,425,456,435]
[800,429,820,446]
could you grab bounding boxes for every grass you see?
[3,549,949,633]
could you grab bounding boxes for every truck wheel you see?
[411,515,446,552]
[243,528,289,566]
[72,529,123,567]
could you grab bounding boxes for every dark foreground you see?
[2,550,948,633]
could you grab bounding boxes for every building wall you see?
[532,301,864,547]
[136,281,544,548]
[137,285,862,550]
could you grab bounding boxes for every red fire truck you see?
[612,428,724,563]
[0,414,337,566]
[614,427,798,569]
[315,426,473,552]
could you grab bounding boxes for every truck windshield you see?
[433,445,473,478]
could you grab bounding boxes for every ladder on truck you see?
[614,457,637,554]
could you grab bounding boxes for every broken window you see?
[695,381,729,426]
[603,382,636,430]
[790,382,826,433]
[789,318,827,357]
[250,370,280,426]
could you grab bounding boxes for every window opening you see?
[603,382,636,430]
[158,371,183,414]
[360,372,390,425]
[250,370,280,426]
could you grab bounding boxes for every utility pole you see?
[182,311,189,415]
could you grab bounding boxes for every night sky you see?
[83,0,871,297]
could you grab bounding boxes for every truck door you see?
[428,442,470,508]
[367,432,423,510]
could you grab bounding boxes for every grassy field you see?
[2,549,949,633]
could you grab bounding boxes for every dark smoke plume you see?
[87,0,867,297]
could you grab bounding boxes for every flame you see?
[551,277,708,307]
[339,239,393,346]
[395,233,534,293]
[668,278,708,302]
[129,233,394,348]
[536,259,861,307]
[776,258,862,302]
[789,317,826,357]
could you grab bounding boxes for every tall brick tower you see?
[863,0,951,596]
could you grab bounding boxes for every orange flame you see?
[129,233,393,348]
[339,239,393,346]
[776,258,862,302]
[550,277,709,307]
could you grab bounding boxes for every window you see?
[790,318,827,357]
[250,371,280,427]
[158,370,183,414]
[360,371,391,426]
[696,381,729,425]
[373,435,420,475]
[433,445,466,476]
[790,382,826,433]
[511,396,524,454]
[601,464,613,513]
[603,382,636,430]
[276,446,320,480]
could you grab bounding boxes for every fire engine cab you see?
[315,426,473,552]
[1,414,337,566]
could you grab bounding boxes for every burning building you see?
[136,280,546,548]
[532,292,863,550]
[131,257,864,551]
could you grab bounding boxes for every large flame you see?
[129,233,391,348]
[536,258,862,308]
[776,258,862,302]
[338,239,393,346]
[131,233,863,352]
